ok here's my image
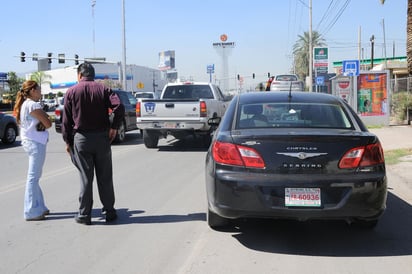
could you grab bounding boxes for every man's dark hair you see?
[77,62,95,78]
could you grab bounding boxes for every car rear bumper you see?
[206,168,387,222]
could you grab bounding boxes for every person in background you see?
[62,62,125,225]
[13,80,52,221]
[381,97,388,114]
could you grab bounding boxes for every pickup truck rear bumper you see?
[136,120,209,131]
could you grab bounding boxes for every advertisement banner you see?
[357,73,388,116]
[158,50,175,71]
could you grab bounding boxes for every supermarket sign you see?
[313,47,328,74]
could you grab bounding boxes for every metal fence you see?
[389,77,412,125]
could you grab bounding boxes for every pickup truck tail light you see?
[200,101,207,117]
[136,102,141,117]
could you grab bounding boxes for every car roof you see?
[237,91,342,105]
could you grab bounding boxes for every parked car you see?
[42,98,58,111]
[54,90,139,143]
[270,74,304,91]
[134,91,157,99]
[0,112,19,144]
[205,91,387,230]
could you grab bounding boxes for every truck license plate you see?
[164,122,177,128]
[285,188,321,207]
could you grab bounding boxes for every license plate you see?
[164,122,177,128]
[285,188,321,207]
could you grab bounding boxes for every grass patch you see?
[384,148,412,165]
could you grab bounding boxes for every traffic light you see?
[20,52,25,62]
[252,73,255,79]
[74,54,79,65]
[237,74,240,80]
[58,53,65,64]
[268,72,271,78]
[47,53,52,63]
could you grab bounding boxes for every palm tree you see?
[30,71,52,97]
[293,31,326,81]
[407,0,412,75]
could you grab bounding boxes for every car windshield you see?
[136,93,154,98]
[162,85,214,99]
[275,75,298,81]
[237,102,353,129]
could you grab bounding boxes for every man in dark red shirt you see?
[62,62,125,225]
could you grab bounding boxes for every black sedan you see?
[0,112,19,144]
[205,91,387,229]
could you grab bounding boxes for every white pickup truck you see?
[136,81,230,148]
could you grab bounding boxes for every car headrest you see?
[243,105,263,115]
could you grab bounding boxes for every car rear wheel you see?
[114,121,126,143]
[143,130,159,148]
[2,125,17,144]
[207,208,230,229]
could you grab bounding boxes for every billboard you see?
[158,50,175,71]
[357,72,388,116]
[313,47,328,75]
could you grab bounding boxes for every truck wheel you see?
[2,125,17,144]
[143,130,159,148]
[114,121,126,143]
[207,208,230,229]
[202,133,212,148]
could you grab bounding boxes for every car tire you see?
[207,208,230,229]
[143,130,159,148]
[2,124,17,144]
[114,121,126,143]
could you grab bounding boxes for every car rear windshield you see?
[237,102,353,129]
[275,75,298,81]
[162,85,214,99]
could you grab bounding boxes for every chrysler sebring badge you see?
[277,152,327,160]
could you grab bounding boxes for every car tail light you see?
[200,101,207,117]
[339,142,384,169]
[54,108,61,117]
[212,141,265,168]
[136,102,141,117]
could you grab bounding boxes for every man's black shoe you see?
[105,211,117,222]
[75,215,91,225]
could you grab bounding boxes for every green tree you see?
[7,72,24,101]
[293,31,326,82]
[30,71,52,88]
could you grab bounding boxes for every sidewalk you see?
[369,125,412,151]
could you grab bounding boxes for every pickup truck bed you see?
[136,82,230,148]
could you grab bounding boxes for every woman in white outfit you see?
[13,80,52,221]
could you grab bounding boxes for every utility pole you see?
[308,0,313,92]
[92,0,96,57]
[370,35,375,69]
[121,0,127,90]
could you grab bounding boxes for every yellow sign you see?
[137,82,144,89]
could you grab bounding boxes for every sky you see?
[0,0,407,86]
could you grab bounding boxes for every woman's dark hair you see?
[77,62,95,78]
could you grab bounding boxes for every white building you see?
[34,63,168,98]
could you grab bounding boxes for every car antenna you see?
[288,81,292,98]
